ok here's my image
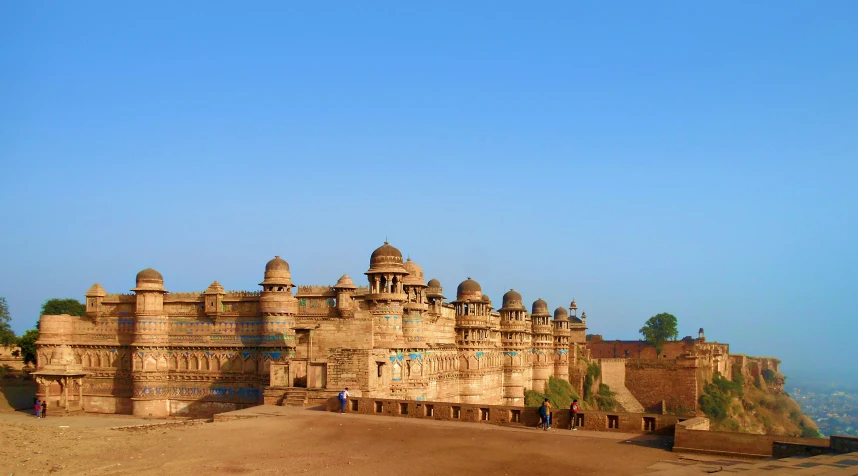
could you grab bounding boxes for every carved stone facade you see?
[35,242,589,417]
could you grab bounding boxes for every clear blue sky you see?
[1,1,856,386]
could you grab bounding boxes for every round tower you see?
[258,256,299,346]
[364,242,408,349]
[499,289,529,406]
[401,258,428,347]
[530,298,553,392]
[552,306,571,381]
[333,274,358,318]
[453,277,494,403]
[130,268,170,417]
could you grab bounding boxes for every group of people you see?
[34,398,48,418]
[538,398,579,431]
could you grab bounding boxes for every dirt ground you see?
[0,405,682,476]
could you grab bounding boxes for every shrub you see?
[525,377,579,409]
[761,369,776,383]
[595,384,617,411]
[583,361,601,401]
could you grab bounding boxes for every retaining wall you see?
[326,396,681,434]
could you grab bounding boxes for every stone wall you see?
[674,418,829,458]
[625,360,698,414]
[329,396,682,434]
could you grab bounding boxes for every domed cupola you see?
[402,258,426,287]
[367,241,407,274]
[259,256,293,290]
[132,268,165,292]
[500,289,526,311]
[553,306,569,321]
[531,298,550,316]
[426,278,443,296]
[456,277,482,301]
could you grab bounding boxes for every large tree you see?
[41,298,86,317]
[0,297,15,346]
[639,312,679,356]
[18,328,39,366]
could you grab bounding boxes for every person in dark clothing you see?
[41,400,47,418]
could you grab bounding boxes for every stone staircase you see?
[610,385,645,413]
[598,358,645,413]
[283,388,308,407]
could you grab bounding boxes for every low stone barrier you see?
[674,418,830,458]
[326,396,682,434]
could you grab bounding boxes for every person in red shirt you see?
[570,399,579,430]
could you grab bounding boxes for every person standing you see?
[34,400,41,418]
[570,399,579,430]
[41,400,47,419]
[338,387,350,414]
[540,398,552,430]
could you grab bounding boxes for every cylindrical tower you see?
[454,278,494,403]
[364,242,408,349]
[333,274,358,318]
[530,298,553,392]
[130,268,170,417]
[500,289,529,406]
[552,306,571,381]
[259,256,299,347]
[401,258,428,347]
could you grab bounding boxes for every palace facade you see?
[35,242,589,417]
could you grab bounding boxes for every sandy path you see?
[0,407,679,476]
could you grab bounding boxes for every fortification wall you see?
[625,360,698,414]
[329,396,681,434]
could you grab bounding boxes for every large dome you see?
[133,268,165,292]
[501,289,525,310]
[402,258,426,286]
[367,241,407,274]
[456,277,482,301]
[553,306,569,320]
[260,255,293,286]
[532,298,549,316]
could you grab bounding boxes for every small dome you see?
[402,258,426,286]
[334,274,358,290]
[532,298,549,315]
[482,294,491,302]
[553,306,569,320]
[456,277,483,301]
[426,278,445,299]
[570,299,578,310]
[133,268,165,292]
[260,255,293,286]
[501,289,526,310]
[265,256,290,272]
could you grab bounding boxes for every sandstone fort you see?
[34,241,779,419]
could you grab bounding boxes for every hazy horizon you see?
[1,2,856,385]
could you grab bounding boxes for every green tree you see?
[0,297,15,346]
[639,312,679,356]
[41,298,86,317]
[18,328,39,366]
